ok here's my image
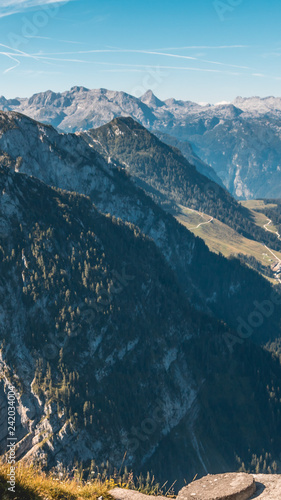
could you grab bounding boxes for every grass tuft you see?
[0,461,114,500]
[0,461,174,500]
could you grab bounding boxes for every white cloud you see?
[151,45,251,51]
[29,48,251,71]
[0,0,73,18]
[0,42,50,73]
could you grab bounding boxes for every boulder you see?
[177,473,256,500]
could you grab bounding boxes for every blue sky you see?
[0,0,281,102]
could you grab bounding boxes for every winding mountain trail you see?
[264,244,281,263]
[264,244,281,284]
[184,207,214,230]
[264,218,281,240]
[183,209,281,284]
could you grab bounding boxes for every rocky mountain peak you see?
[140,89,165,108]
[70,86,90,93]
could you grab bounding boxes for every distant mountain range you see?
[1,87,281,199]
[2,109,281,483]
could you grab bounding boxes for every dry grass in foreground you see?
[0,461,114,500]
[0,461,171,500]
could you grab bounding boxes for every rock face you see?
[177,473,256,500]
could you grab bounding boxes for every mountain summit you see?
[140,89,165,108]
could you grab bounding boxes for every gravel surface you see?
[250,474,281,499]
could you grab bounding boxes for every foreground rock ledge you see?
[109,489,167,500]
[177,473,256,500]
[110,473,281,500]
[110,473,256,500]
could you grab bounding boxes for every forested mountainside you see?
[153,130,224,187]
[1,166,281,486]
[2,88,281,199]
[83,117,281,251]
[1,111,281,344]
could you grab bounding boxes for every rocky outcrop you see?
[177,473,256,500]
[110,473,281,500]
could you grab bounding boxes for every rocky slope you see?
[1,111,281,484]
[0,165,204,476]
[1,166,281,486]
[1,111,281,343]
[2,88,281,199]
